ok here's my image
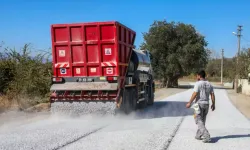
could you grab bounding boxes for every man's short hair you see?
[198,70,206,78]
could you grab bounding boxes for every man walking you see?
[186,70,216,143]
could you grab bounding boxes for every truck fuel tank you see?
[131,49,152,72]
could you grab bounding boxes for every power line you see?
[242,36,250,43]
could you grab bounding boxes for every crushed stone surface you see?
[0,89,249,150]
[0,115,109,150]
[50,101,117,116]
[168,89,250,150]
[61,117,183,150]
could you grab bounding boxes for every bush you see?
[0,44,52,110]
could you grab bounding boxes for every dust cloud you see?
[0,90,193,133]
[0,90,194,150]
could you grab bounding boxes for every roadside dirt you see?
[227,89,250,119]
[25,103,50,112]
[154,88,188,101]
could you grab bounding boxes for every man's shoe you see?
[195,135,202,140]
[202,138,211,143]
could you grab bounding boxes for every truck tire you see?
[121,89,130,114]
[147,78,154,105]
[130,87,138,111]
[122,88,137,114]
[137,85,148,109]
[133,71,147,109]
[137,90,148,108]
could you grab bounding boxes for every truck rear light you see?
[51,92,57,97]
[107,77,117,81]
[100,77,106,81]
[52,77,63,82]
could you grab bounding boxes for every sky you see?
[1,0,250,58]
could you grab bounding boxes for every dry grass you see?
[0,96,10,113]
[25,103,50,113]
[179,75,232,83]
[0,95,50,113]
[0,96,20,113]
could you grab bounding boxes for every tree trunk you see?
[161,78,167,88]
[166,75,180,88]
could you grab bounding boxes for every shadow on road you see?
[213,87,233,89]
[178,85,194,89]
[210,134,250,143]
[133,101,193,120]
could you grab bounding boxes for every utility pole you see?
[221,49,224,84]
[235,25,242,93]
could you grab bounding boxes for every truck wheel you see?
[131,87,138,111]
[137,85,148,109]
[147,79,154,105]
[121,89,129,114]
[122,88,136,114]
[138,93,148,109]
[133,71,148,109]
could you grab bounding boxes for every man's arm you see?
[211,93,215,104]
[210,86,215,111]
[189,92,197,104]
[186,83,198,108]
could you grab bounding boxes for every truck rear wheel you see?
[133,71,148,109]
[121,88,137,114]
[147,78,154,105]
[137,85,148,109]
[130,88,138,111]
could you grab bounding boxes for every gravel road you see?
[0,89,249,150]
[168,89,250,150]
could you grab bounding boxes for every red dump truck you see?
[50,21,155,114]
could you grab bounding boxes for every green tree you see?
[205,57,236,81]
[205,48,250,82]
[223,58,236,80]
[141,20,209,87]
[238,48,250,78]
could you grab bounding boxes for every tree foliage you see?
[140,20,209,87]
[237,48,250,78]
[205,48,250,82]
[0,44,52,109]
[205,57,236,81]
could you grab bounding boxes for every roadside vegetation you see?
[204,48,250,82]
[0,43,52,112]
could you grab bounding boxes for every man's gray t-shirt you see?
[193,80,214,104]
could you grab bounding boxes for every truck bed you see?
[51,21,136,80]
